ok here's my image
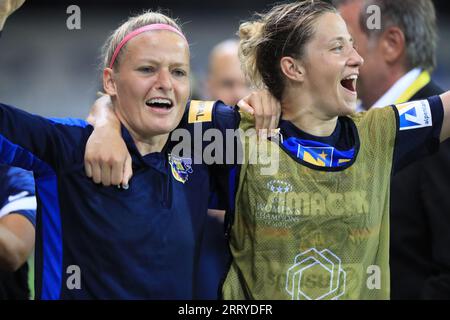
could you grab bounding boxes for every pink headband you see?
[109,23,188,69]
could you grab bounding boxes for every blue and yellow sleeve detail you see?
[188,100,215,124]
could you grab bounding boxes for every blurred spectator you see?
[335,0,450,299]
[205,39,251,106]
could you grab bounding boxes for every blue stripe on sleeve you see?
[48,118,89,128]
[37,173,62,300]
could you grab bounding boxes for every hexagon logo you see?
[286,248,346,300]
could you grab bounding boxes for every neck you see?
[281,101,338,137]
[115,108,169,156]
[131,132,169,155]
[281,89,338,137]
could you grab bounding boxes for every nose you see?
[348,47,364,68]
[155,69,173,91]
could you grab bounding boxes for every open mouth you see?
[145,98,174,110]
[340,75,358,93]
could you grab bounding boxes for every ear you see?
[280,56,305,82]
[103,68,118,96]
[380,26,405,65]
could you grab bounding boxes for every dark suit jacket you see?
[390,80,450,299]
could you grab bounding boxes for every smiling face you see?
[104,30,190,139]
[299,12,364,116]
[338,0,384,108]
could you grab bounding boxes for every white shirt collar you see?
[356,68,422,112]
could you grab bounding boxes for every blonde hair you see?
[238,21,265,89]
[102,10,183,70]
[238,0,336,100]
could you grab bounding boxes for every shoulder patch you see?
[395,99,432,131]
[188,100,215,123]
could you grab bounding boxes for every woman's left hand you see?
[237,89,281,134]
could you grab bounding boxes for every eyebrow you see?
[137,59,189,67]
[329,36,354,44]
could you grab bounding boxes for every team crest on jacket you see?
[169,154,193,183]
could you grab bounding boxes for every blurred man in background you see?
[334,0,450,299]
[205,39,251,106]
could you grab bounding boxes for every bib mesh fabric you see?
[222,107,397,300]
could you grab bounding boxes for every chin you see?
[149,126,175,136]
[347,102,357,114]
[144,115,177,132]
[337,102,356,116]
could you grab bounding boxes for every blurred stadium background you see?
[0,0,449,119]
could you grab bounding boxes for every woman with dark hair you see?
[222,0,450,300]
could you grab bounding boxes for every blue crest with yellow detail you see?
[283,138,354,168]
[169,154,193,183]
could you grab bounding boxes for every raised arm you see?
[0,0,25,31]
[0,102,90,175]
